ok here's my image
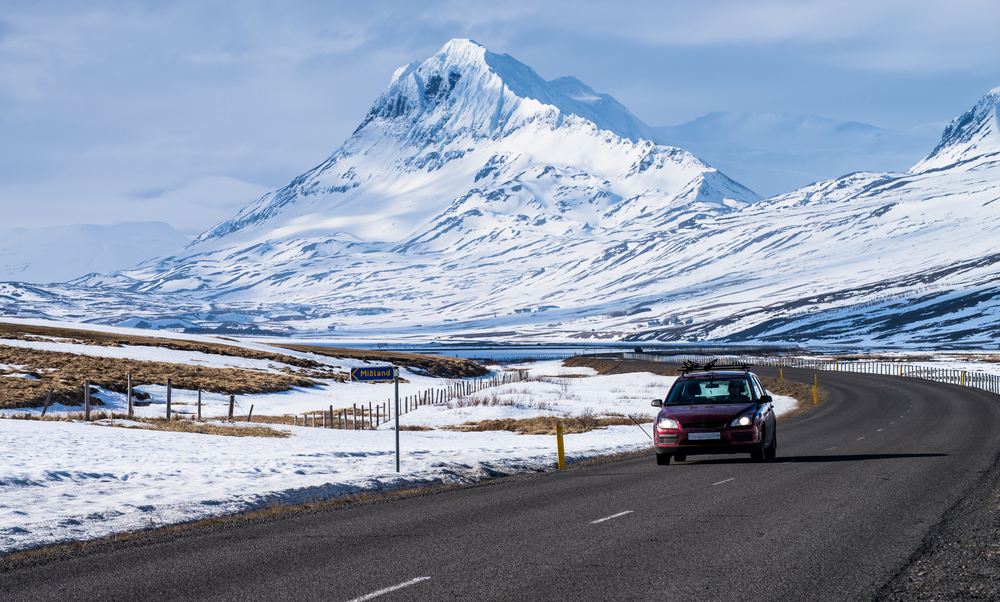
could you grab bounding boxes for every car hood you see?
[660,403,754,423]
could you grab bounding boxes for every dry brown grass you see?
[279,344,489,379]
[443,413,652,435]
[0,322,324,368]
[563,355,681,377]
[121,417,291,438]
[0,345,323,410]
[758,374,824,420]
[0,411,291,437]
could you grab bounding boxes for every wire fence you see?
[7,369,534,427]
[614,352,1000,396]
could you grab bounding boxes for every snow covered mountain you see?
[77,39,758,302]
[625,86,1000,346]
[6,40,999,348]
[910,87,999,174]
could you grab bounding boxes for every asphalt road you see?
[5,367,1000,602]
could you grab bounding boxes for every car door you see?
[751,375,776,442]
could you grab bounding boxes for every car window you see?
[665,378,752,404]
[751,376,765,400]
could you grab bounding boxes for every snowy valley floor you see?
[0,354,798,554]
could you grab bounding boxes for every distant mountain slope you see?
[0,222,189,284]
[655,112,940,198]
[626,87,1000,346]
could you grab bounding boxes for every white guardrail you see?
[619,353,1000,396]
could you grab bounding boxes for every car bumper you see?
[653,428,760,455]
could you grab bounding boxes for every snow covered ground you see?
[0,359,796,554]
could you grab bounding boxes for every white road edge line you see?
[345,577,432,602]
[712,478,735,486]
[591,510,634,524]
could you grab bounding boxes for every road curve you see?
[5,367,1000,602]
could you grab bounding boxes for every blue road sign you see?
[350,366,395,382]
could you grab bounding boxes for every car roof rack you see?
[680,360,752,375]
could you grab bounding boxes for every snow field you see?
[0,360,798,554]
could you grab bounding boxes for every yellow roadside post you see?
[780,367,783,380]
[961,371,966,386]
[813,375,818,405]
[556,423,566,469]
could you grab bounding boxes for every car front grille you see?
[731,432,753,442]
[682,421,727,429]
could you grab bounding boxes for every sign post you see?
[394,368,400,473]
[350,365,400,472]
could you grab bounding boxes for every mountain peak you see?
[911,86,1000,174]
[352,38,661,146]
[190,39,755,246]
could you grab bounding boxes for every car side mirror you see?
[651,399,663,407]
[759,395,773,404]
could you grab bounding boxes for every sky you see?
[1,0,998,235]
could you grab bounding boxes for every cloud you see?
[130,176,272,234]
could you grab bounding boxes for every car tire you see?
[655,452,671,465]
[764,430,777,460]
[674,454,686,462]
[750,431,766,462]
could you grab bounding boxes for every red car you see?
[651,362,777,465]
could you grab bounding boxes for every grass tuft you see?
[442,413,652,435]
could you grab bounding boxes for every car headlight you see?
[730,415,752,427]
[657,416,679,430]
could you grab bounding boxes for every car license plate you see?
[688,432,720,441]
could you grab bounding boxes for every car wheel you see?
[750,431,766,462]
[655,452,671,465]
[764,430,777,460]
[674,454,686,462]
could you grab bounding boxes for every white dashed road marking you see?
[591,511,634,524]
[712,478,735,486]
[345,577,432,602]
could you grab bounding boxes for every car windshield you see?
[665,377,753,405]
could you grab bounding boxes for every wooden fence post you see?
[353,404,357,430]
[41,388,53,418]
[228,394,235,421]
[127,372,133,418]
[84,380,91,421]
[166,378,172,420]
[197,388,202,421]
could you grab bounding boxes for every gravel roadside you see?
[877,450,1000,600]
